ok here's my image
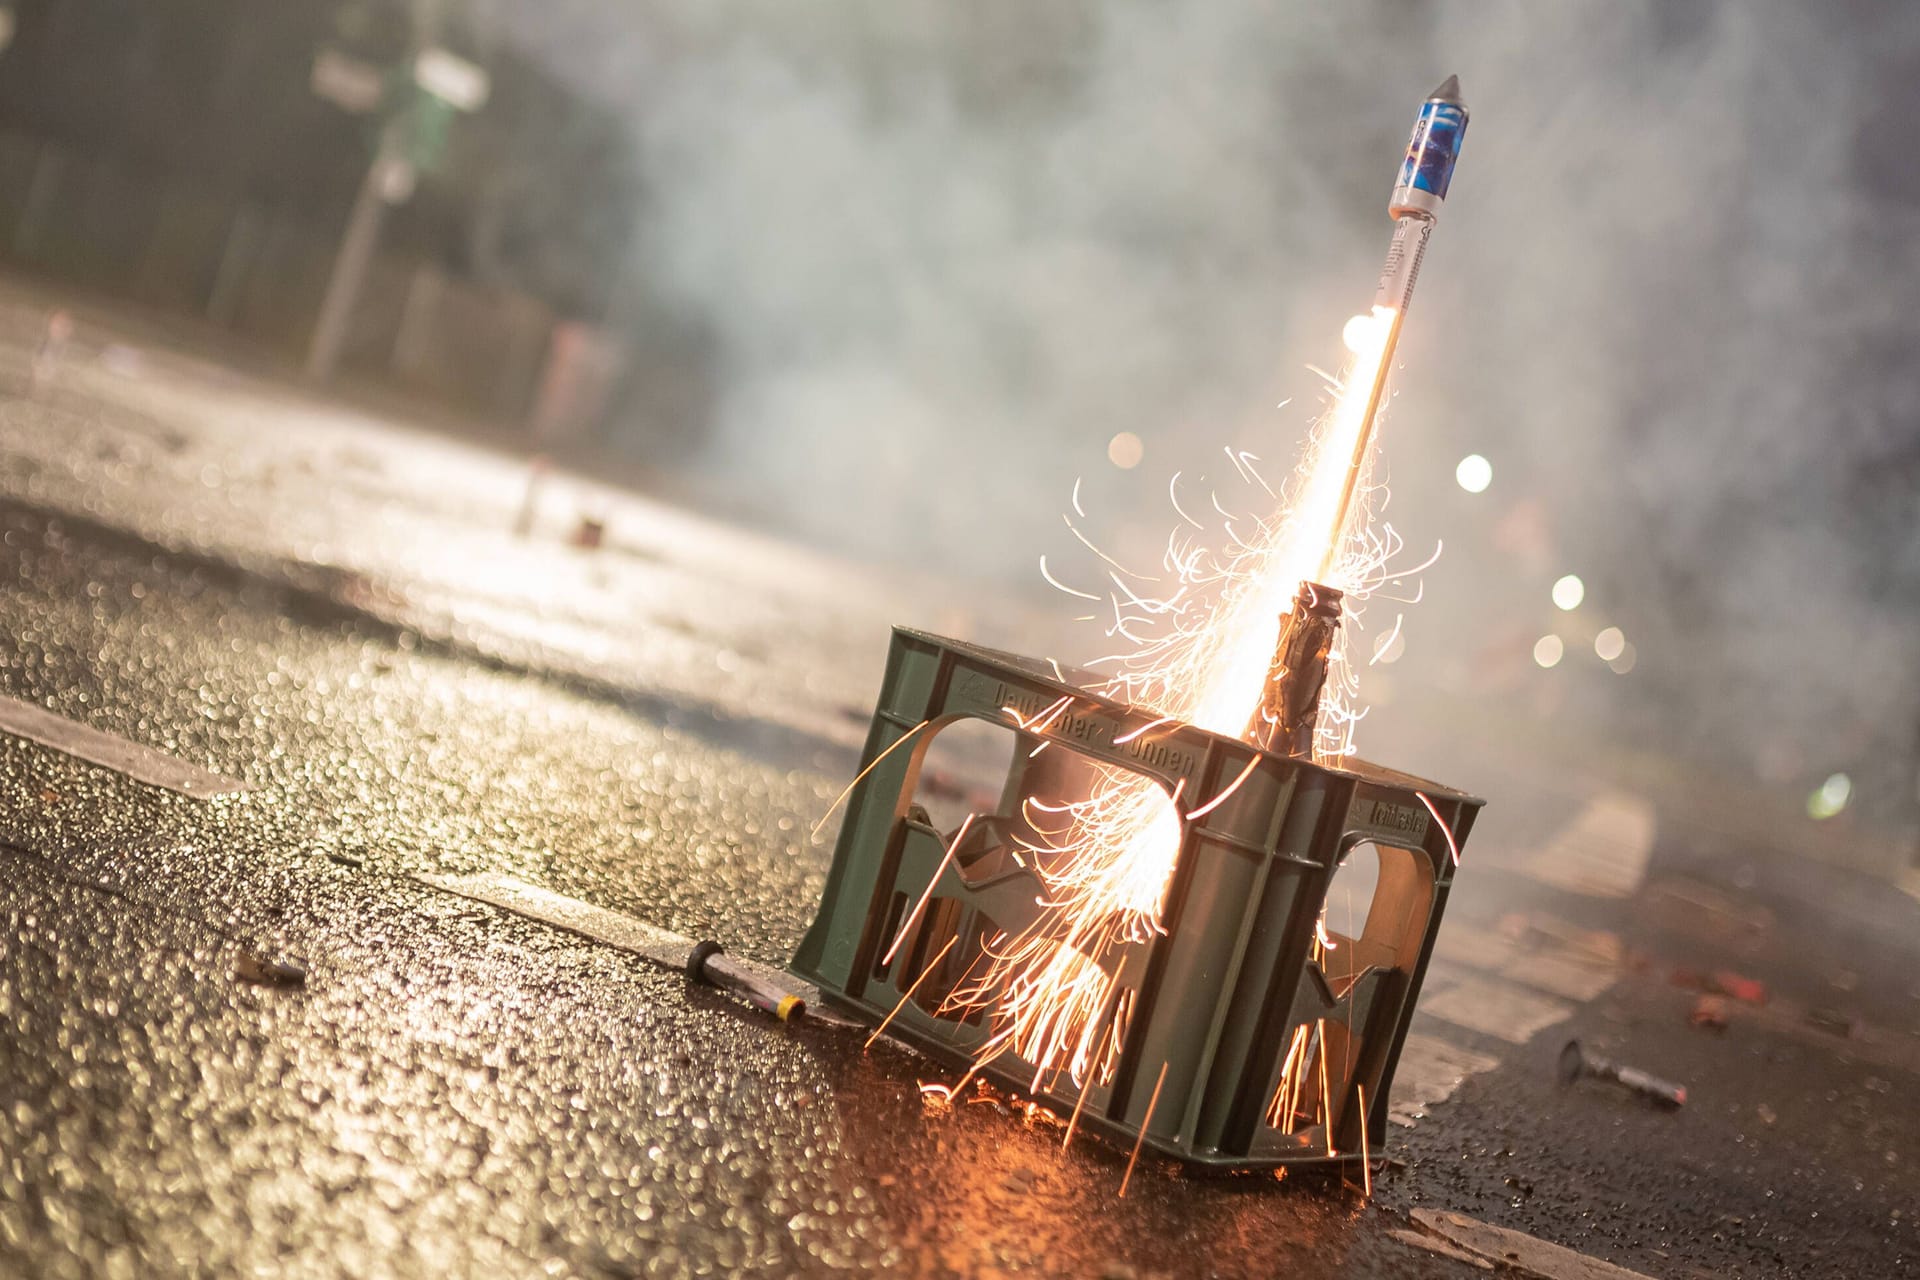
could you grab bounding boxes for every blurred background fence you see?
[0,125,621,438]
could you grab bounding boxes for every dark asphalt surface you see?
[0,294,1914,1278]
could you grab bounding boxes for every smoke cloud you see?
[520,2,1920,839]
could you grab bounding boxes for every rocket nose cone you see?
[1430,74,1464,108]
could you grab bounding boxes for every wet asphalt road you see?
[0,292,1915,1278]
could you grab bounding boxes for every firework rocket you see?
[1380,76,1469,307]
[1323,74,1468,579]
[1256,77,1468,757]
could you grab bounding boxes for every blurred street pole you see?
[305,120,406,381]
[307,0,482,383]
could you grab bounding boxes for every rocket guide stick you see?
[1317,74,1469,583]
[1260,78,1469,757]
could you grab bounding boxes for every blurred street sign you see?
[403,90,455,175]
[311,47,385,114]
[307,35,490,382]
[414,47,489,112]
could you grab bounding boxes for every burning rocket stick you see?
[1253,77,1469,758]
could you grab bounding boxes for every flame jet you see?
[1253,76,1469,757]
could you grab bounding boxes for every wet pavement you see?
[0,290,1914,1278]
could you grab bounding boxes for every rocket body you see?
[1389,84,1468,220]
[1374,78,1468,315]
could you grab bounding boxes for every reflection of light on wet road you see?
[1387,793,1648,1125]
[11,343,974,762]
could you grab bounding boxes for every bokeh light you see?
[1551,574,1585,611]
[1454,453,1492,494]
[1107,431,1143,469]
[1594,626,1626,661]
[1807,772,1852,820]
[1533,634,1564,668]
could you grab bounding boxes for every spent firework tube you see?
[685,940,807,1021]
[1375,76,1468,314]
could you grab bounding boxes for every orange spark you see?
[881,814,976,966]
[942,303,1422,1107]
[865,934,959,1052]
[1119,1061,1169,1199]
[1357,1083,1374,1197]
[1184,754,1261,821]
[1415,791,1461,867]
[809,719,932,843]
[1318,1026,1335,1157]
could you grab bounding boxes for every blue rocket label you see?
[1396,102,1467,201]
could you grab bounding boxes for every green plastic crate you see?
[793,628,1482,1173]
